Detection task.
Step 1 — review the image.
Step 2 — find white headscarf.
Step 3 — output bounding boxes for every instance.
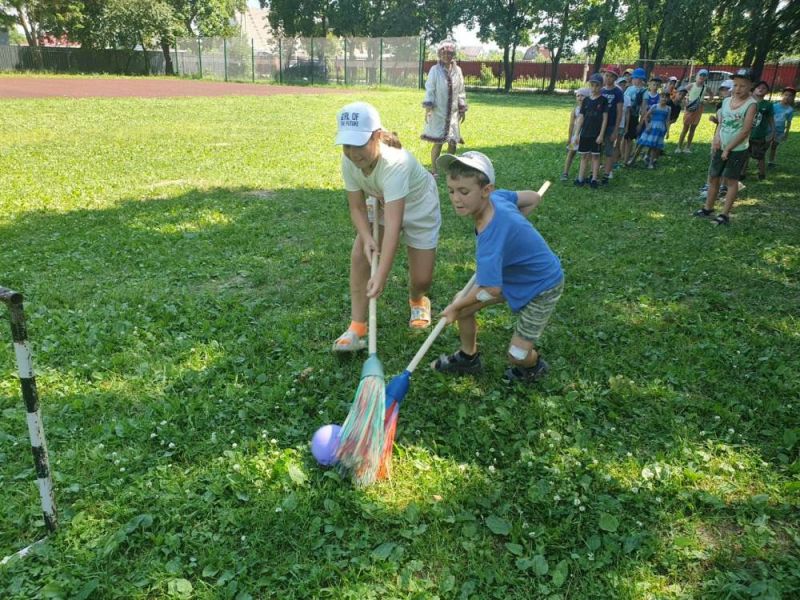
[437,39,457,54]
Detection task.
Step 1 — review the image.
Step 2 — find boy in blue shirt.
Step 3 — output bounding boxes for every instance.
[432,152,564,384]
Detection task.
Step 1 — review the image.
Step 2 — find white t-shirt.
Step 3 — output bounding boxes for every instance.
[341,143,440,231]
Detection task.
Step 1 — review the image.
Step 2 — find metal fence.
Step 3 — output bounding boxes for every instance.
[173,35,423,87]
[0,43,166,75]
[0,35,424,89]
[3,41,796,94]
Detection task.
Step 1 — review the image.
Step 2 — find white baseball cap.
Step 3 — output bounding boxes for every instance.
[335,101,382,146]
[719,79,734,90]
[436,151,495,184]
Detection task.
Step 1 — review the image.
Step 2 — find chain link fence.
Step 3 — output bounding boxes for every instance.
[0,35,423,89]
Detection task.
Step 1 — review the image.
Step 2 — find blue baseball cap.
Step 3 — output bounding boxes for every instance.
[631,68,646,80]
[697,69,709,77]
[588,73,603,84]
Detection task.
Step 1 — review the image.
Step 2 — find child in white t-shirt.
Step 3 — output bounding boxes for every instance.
[333,102,442,350]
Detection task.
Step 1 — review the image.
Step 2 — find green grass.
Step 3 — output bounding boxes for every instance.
[1,82,798,599]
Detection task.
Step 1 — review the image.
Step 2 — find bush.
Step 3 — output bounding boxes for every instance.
[479,63,495,86]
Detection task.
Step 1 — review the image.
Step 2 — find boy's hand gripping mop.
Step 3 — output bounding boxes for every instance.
[377,180,552,480]
[335,214,386,486]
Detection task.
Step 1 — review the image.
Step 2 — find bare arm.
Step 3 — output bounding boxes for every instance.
[441,284,504,324]
[367,199,404,298]
[347,190,373,256]
[567,111,576,141]
[597,112,608,143]
[517,191,543,217]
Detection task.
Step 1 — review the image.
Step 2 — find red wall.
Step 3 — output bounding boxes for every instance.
[426,61,800,89]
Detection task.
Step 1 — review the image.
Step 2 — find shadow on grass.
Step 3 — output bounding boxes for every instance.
[1,138,798,597]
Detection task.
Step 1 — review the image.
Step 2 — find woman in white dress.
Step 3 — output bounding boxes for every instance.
[421,39,468,175]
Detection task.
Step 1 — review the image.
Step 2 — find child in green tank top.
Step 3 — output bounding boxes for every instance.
[693,68,757,226]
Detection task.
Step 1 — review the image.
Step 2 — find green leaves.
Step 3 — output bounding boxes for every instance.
[599,513,620,533]
[485,514,512,535]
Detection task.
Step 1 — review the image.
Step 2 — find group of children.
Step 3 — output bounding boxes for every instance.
[694,69,795,225]
[327,58,795,384]
[562,65,796,226]
[562,66,700,184]
[333,99,563,385]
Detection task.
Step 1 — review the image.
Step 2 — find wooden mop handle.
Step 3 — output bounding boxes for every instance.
[368,209,379,355]
[405,273,476,374]
[537,180,551,196]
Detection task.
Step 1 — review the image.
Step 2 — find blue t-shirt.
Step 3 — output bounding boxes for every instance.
[601,85,624,126]
[475,190,564,312]
[773,102,794,135]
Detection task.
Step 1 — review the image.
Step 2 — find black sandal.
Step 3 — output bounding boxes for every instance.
[504,358,550,384]
[431,351,482,375]
[712,214,730,226]
[693,208,713,217]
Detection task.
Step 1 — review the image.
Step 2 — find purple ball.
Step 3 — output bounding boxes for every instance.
[311,424,342,466]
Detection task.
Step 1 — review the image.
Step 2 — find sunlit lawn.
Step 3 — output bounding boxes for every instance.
[0,80,798,599]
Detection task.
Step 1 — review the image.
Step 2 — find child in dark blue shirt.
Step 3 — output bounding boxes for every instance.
[575,73,609,188]
[432,151,564,384]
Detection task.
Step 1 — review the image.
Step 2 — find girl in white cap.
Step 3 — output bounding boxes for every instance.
[421,40,468,175]
[333,101,442,351]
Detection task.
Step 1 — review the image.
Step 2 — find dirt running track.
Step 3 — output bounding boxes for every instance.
[0,76,348,99]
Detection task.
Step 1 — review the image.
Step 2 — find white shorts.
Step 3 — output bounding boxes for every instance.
[366,191,440,250]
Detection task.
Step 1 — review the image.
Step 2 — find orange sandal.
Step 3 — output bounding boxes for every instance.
[409,296,432,330]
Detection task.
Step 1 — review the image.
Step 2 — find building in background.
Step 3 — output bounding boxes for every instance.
[237,5,273,50]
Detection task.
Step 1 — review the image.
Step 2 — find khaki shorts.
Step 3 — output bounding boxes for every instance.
[515,279,564,345]
[683,106,704,126]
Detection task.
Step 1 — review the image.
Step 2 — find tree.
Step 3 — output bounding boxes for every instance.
[261,0,328,37]
[419,0,468,45]
[584,0,621,73]
[0,1,83,46]
[98,0,178,73]
[470,0,535,92]
[533,0,585,92]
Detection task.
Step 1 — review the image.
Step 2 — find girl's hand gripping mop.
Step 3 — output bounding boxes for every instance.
[335,212,386,486]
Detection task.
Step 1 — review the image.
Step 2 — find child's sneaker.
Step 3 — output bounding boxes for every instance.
[601,174,610,185]
[693,207,714,217]
[574,178,585,187]
[719,185,728,195]
[699,183,709,193]
[332,329,366,352]
[560,172,568,181]
[589,179,599,189]
[431,350,483,375]
[504,357,550,384]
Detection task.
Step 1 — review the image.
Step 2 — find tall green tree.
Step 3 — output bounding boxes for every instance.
[419,0,468,45]
[470,0,535,92]
[98,0,178,73]
[585,0,621,73]
[533,0,585,92]
[0,0,82,46]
